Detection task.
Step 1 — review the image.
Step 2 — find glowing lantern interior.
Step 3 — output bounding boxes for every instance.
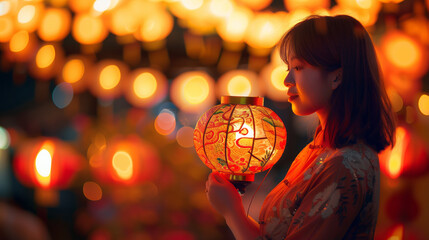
[194,96,286,193]
[35,141,54,188]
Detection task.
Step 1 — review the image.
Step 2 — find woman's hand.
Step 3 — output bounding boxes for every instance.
[205,172,243,218]
[205,172,261,240]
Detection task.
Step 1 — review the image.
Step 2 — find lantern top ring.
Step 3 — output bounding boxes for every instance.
[221,96,264,106]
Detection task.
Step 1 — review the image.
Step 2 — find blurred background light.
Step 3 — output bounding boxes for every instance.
[52,82,74,109]
[0,126,10,150]
[170,71,215,113]
[83,181,103,201]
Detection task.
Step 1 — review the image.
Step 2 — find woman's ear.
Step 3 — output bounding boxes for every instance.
[330,68,342,90]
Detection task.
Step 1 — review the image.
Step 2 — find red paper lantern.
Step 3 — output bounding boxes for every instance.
[90,135,160,186]
[194,96,286,193]
[13,137,82,189]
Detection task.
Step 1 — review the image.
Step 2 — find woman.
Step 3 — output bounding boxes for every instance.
[205,15,396,240]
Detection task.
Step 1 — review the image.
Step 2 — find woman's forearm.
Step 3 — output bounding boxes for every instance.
[224,205,260,240]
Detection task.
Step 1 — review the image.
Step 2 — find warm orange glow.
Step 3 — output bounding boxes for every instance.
[171,72,215,113]
[271,66,288,91]
[72,13,108,45]
[387,127,406,179]
[37,8,71,42]
[124,68,167,108]
[90,60,127,99]
[35,141,54,188]
[0,1,11,16]
[387,89,403,113]
[69,0,95,13]
[0,16,14,42]
[217,7,252,43]
[133,72,157,99]
[83,181,102,201]
[181,0,203,10]
[387,224,404,240]
[418,94,429,116]
[208,0,233,18]
[137,9,173,42]
[182,76,210,105]
[261,64,289,102]
[385,35,421,69]
[112,151,133,180]
[227,75,252,96]
[108,6,139,36]
[245,12,287,50]
[62,59,84,84]
[217,70,262,98]
[154,111,176,135]
[176,126,194,148]
[9,30,29,52]
[236,0,272,10]
[36,44,56,69]
[336,0,381,12]
[15,3,43,32]
[99,65,121,90]
[284,0,329,11]
[17,5,35,24]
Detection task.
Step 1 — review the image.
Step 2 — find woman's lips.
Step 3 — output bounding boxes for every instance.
[288,95,298,102]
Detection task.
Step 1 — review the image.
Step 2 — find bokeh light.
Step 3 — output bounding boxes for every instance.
[217,70,263,97]
[16,3,43,32]
[176,126,194,148]
[260,64,289,102]
[37,7,71,42]
[284,0,330,11]
[68,0,95,13]
[34,141,54,188]
[30,43,64,81]
[387,88,404,113]
[418,94,429,116]
[89,59,128,99]
[0,16,14,42]
[72,13,108,45]
[58,55,91,93]
[36,44,55,69]
[216,6,252,43]
[235,0,272,10]
[170,71,215,113]
[384,33,421,69]
[124,68,167,108]
[112,151,133,180]
[245,12,287,50]
[9,30,29,53]
[0,126,10,149]
[134,8,174,42]
[83,181,102,201]
[52,82,74,109]
[154,110,176,136]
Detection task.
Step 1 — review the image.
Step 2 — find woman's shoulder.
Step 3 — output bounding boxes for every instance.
[321,143,379,179]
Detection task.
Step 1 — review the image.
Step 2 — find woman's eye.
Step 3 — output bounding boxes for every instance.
[293,66,302,71]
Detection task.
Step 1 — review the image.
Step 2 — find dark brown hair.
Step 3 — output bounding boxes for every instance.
[279,15,396,153]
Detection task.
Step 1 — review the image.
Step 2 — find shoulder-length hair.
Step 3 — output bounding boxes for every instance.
[279,15,396,153]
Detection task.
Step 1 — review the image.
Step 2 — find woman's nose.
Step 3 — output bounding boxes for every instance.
[284,71,294,88]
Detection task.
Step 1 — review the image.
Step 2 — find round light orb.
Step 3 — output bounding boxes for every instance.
[170,71,216,113]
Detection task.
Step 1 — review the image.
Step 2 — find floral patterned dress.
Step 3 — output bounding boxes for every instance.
[258,136,380,240]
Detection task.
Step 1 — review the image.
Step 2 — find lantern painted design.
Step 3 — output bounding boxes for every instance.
[194,96,286,193]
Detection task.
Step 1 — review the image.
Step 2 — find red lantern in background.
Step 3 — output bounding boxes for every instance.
[194,96,287,193]
[90,135,160,186]
[13,137,82,189]
[379,126,429,179]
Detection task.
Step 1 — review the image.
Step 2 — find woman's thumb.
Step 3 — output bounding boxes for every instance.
[212,172,227,183]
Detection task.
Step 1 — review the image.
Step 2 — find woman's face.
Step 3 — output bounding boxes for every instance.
[284,54,336,117]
